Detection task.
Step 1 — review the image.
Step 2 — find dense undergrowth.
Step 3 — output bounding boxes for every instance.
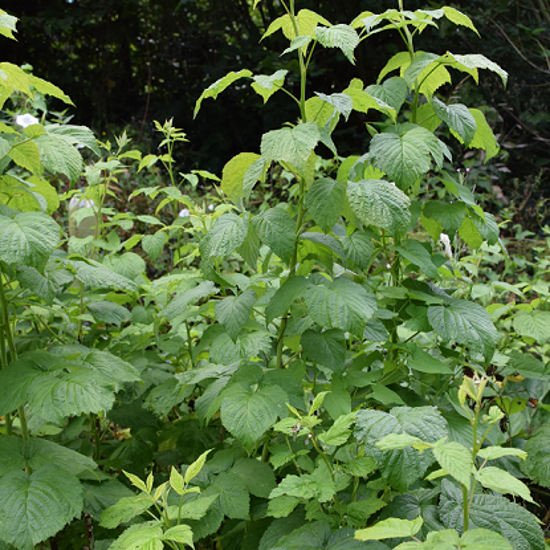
[1,3,550,550]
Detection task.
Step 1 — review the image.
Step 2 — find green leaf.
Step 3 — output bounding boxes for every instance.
[318,412,356,446]
[273,521,371,549]
[36,134,83,183]
[142,231,167,262]
[346,498,387,528]
[252,70,288,102]
[478,446,527,462]
[460,108,499,160]
[109,522,164,550]
[0,466,83,550]
[163,525,193,547]
[71,259,138,291]
[262,9,331,41]
[315,92,353,121]
[433,440,472,487]
[100,494,155,529]
[396,239,440,279]
[355,406,447,492]
[201,213,248,258]
[266,276,308,324]
[339,231,374,270]
[29,75,73,105]
[314,24,359,64]
[448,53,508,86]
[304,276,377,336]
[45,124,100,156]
[103,252,146,280]
[0,212,59,269]
[365,77,408,114]
[522,427,550,486]
[503,350,545,379]
[423,201,467,236]
[215,289,258,341]
[408,347,452,374]
[301,329,346,374]
[268,495,300,518]
[88,301,130,326]
[221,383,286,448]
[270,470,335,504]
[160,280,218,321]
[475,466,533,503]
[261,122,320,172]
[369,126,452,189]
[459,529,512,549]
[82,480,134,517]
[194,69,253,117]
[356,517,423,541]
[221,152,261,203]
[210,472,250,519]
[513,311,550,344]
[439,479,544,550]
[432,98,477,146]
[252,207,295,263]
[428,298,499,360]
[166,494,218,521]
[305,177,345,232]
[230,458,276,498]
[375,433,426,450]
[442,6,479,36]
[347,179,411,238]
[0,436,96,476]
[9,140,41,175]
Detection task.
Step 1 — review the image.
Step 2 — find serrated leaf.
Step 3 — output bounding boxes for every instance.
[71,259,138,291]
[454,108,499,160]
[365,77,408,114]
[0,466,83,550]
[448,53,507,86]
[339,231,374,270]
[0,212,59,269]
[423,201,466,236]
[301,329,346,374]
[315,92,353,121]
[231,458,276,498]
[169,467,185,495]
[261,122,320,172]
[304,276,377,336]
[221,383,287,448]
[442,6,479,36]
[45,124,100,156]
[109,522,163,550]
[262,9,331,41]
[211,472,250,519]
[82,480,134,517]
[252,206,295,263]
[478,446,527,462]
[184,449,212,485]
[428,298,499,360]
[201,213,248,259]
[100,494,155,529]
[347,498,387,529]
[88,301,130,326]
[369,126,452,189]
[396,239,440,279]
[522,427,550,485]
[432,98,477,146]
[9,140,41,175]
[408,347,452,374]
[103,252,146,280]
[273,521,368,549]
[513,311,550,344]
[163,524,193,546]
[29,75,73,105]
[433,441,472,488]
[142,231,167,262]
[215,288,258,341]
[270,470,335,504]
[305,177,345,232]
[355,406,447,492]
[347,179,411,238]
[475,466,533,502]
[160,280,218,321]
[318,412,356,446]
[166,493,218,521]
[252,70,288,102]
[221,152,261,203]
[314,24,359,64]
[439,479,544,550]
[356,517,423,541]
[265,276,308,324]
[36,134,83,183]
[194,69,253,117]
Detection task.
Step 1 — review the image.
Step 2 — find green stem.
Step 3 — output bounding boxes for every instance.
[462,483,469,531]
[310,431,335,482]
[185,320,195,369]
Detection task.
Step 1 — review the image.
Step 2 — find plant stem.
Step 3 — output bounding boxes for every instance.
[462,483,469,531]
[185,320,195,369]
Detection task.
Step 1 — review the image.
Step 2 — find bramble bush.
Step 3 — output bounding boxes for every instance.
[1,2,550,550]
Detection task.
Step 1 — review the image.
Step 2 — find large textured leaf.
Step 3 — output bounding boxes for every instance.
[71,259,138,291]
[45,124,100,156]
[522,427,550,486]
[160,280,218,321]
[368,126,452,189]
[0,466,83,550]
[513,310,550,344]
[315,92,353,121]
[231,458,276,498]
[210,472,250,519]
[215,288,258,341]
[201,213,248,258]
[304,276,376,336]
[365,77,408,114]
[0,436,96,476]
[103,252,146,280]
[36,134,83,183]
[265,276,308,324]
[396,239,440,279]
[220,383,287,448]
[448,53,508,86]
[301,329,346,374]
[475,466,533,502]
[428,298,499,360]
[439,479,544,550]
[273,521,378,550]
[0,212,59,269]
[305,177,345,232]
[314,25,359,64]
[100,495,155,529]
[221,152,261,203]
[194,69,253,116]
[347,179,411,238]
[339,231,374,270]
[355,406,447,492]
[252,70,288,103]
[261,122,320,172]
[356,517,423,541]
[432,97,476,146]
[88,301,130,326]
[423,201,466,236]
[252,207,295,263]
[262,9,331,41]
[432,440,472,488]
[142,231,166,262]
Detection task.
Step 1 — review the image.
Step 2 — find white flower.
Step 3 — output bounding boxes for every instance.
[179,208,190,218]
[440,232,453,260]
[208,204,214,211]
[15,113,39,128]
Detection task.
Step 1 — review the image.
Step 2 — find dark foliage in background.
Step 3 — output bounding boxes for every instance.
[2,0,549,209]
